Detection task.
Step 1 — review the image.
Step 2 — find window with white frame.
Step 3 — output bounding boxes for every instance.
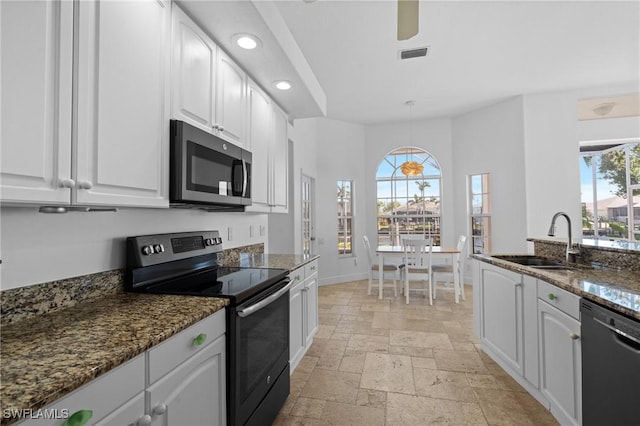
[337,180,353,255]
[376,147,442,246]
[580,141,639,241]
[469,173,491,254]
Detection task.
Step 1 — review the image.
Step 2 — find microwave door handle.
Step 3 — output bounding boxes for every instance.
[242,160,248,197]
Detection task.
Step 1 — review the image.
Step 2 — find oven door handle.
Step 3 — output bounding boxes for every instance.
[237,279,292,318]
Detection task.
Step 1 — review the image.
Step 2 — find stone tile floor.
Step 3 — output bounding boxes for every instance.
[274,280,558,425]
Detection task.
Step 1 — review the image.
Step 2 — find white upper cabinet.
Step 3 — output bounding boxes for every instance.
[1,0,170,208]
[171,5,246,147]
[171,5,217,132]
[246,80,289,213]
[0,0,73,204]
[75,0,170,207]
[246,80,273,210]
[215,50,246,147]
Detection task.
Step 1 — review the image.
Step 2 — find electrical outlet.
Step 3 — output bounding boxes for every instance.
[227,227,233,241]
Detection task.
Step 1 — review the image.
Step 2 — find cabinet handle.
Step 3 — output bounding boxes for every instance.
[548,293,557,301]
[59,179,76,188]
[136,414,152,426]
[152,403,167,415]
[193,333,207,346]
[78,180,93,190]
[569,333,580,340]
[61,410,93,426]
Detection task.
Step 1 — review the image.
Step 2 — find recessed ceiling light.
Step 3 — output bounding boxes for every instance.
[274,80,292,91]
[232,33,261,50]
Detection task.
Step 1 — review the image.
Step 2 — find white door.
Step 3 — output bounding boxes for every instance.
[0,0,73,204]
[301,174,316,256]
[75,0,170,207]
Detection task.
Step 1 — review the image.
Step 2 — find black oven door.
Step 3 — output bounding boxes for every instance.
[228,279,291,426]
[170,120,251,207]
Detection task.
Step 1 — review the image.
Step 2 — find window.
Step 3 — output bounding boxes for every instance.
[469,173,491,254]
[337,180,353,255]
[376,147,442,246]
[580,142,640,241]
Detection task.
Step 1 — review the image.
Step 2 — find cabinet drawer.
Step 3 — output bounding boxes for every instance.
[290,267,305,285]
[305,260,318,277]
[537,280,580,320]
[148,309,225,384]
[17,355,144,426]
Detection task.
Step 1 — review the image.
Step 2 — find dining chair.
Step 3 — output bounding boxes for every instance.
[401,237,433,305]
[363,236,405,299]
[431,235,467,303]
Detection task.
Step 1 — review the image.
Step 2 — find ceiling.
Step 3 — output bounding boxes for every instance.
[179,1,640,125]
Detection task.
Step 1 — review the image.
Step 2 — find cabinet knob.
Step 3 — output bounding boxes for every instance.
[548,293,557,301]
[78,180,93,190]
[218,125,224,132]
[152,403,167,415]
[569,333,580,340]
[59,179,76,188]
[193,333,207,346]
[61,410,93,426]
[136,415,152,426]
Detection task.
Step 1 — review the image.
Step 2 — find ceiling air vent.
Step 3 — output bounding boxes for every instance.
[399,46,429,60]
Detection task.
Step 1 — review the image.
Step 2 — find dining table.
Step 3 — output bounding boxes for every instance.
[375,245,461,301]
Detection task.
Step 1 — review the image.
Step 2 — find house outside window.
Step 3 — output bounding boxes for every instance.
[469,173,491,254]
[337,180,353,255]
[580,142,639,241]
[376,147,442,246]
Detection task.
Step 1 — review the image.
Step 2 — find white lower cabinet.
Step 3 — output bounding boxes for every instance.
[473,259,582,426]
[537,283,582,426]
[289,260,319,372]
[16,310,225,426]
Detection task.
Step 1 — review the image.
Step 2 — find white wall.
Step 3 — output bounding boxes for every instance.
[522,84,639,246]
[0,207,267,290]
[315,118,367,285]
[452,96,528,254]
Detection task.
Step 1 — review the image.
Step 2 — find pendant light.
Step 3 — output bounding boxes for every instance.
[400,100,423,176]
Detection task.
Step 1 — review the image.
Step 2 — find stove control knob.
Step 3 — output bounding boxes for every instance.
[142,245,154,255]
[204,238,213,246]
[153,244,164,253]
[215,237,223,244]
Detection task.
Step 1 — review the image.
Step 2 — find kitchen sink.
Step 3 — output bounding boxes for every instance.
[491,255,573,270]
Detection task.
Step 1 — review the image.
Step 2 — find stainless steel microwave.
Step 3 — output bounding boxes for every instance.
[170,120,251,210]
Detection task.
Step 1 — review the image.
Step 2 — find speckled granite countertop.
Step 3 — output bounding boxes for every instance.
[473,254,640,320]
[0,292,228,424]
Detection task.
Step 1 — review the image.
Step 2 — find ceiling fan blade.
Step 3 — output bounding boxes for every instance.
[397,0,419,41]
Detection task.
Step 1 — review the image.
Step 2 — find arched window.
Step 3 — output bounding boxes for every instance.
[376,147,442,246]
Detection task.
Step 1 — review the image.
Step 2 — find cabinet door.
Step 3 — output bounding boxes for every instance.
[95,392,146,426]
[289,275,306,372]
[171,5,216,133]
[478,264,524,375]
[148,334,226,426]
[246,81,272,211]
[538,300,581,426]
[75,0,169,207]
[304,272,318,348]
[0,0,73,204]
[215,50,245,146]
[271,105,288,213]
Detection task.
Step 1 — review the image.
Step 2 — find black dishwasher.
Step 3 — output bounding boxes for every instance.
[581,299,640,426]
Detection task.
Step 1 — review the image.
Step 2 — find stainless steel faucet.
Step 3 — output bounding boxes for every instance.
[547,212,580,263]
